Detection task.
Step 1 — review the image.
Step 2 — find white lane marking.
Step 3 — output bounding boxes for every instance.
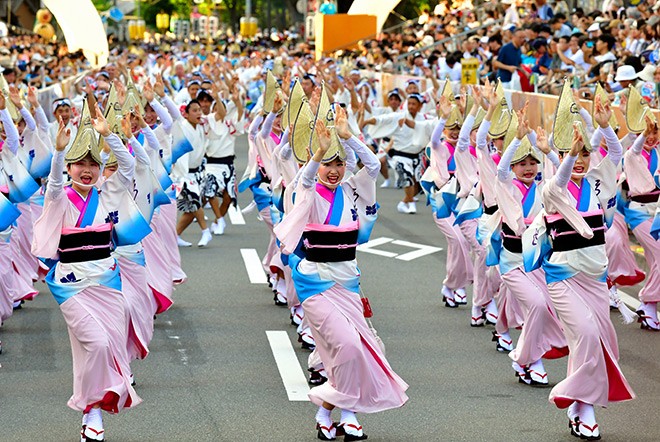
[618,289,640,311]
[358,236,442,261]
[392,240,443,261]
[357,237,398,258]
[241,248,268,284]
[266,331,311,401]
[228,205,246,225]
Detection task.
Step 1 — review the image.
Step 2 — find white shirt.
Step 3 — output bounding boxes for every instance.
[594,51,616,64]
[570,50,592,72]
[204,111,245,158]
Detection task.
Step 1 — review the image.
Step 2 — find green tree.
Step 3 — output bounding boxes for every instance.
[91,0,113,11]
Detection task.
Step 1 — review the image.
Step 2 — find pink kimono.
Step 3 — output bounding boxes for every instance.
[526,125,635,409]
[274,136,408,413]
[494,136,568,368]
[32,136,143,414]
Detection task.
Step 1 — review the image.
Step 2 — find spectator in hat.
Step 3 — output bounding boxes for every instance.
[636,63,658,104]
[586,22,602,38]
[612,65,638,102]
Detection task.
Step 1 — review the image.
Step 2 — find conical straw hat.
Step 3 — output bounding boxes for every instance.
[122,75,146,115]
[511,135,541,164]
[552,80,591,152]
[487,80,511,138]
[441,80,463,129]
[309,82,345,163]
[64,99,103,165]
[626,84,657,134]
[593,83,618,130]
[263,70,283,115]
[0,73,20,121]
[290,78,315,164]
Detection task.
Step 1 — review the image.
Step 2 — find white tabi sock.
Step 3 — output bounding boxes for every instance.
[340,409,363,435]
[86,408,103,431]
[577,403,597,426]
[315,406,332,426]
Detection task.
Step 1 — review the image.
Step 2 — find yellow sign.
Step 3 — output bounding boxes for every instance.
[461,58,480,85]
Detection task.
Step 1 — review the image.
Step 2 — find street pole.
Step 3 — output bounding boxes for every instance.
[246,0,252,18]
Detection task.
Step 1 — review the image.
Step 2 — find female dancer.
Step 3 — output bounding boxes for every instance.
[475,83,524,352]
[32,106,142,441]
[526,96,635,439]
[493,104,568,386]
[274,108,408,441]
[421,100,473,309]
[622,115,660,330]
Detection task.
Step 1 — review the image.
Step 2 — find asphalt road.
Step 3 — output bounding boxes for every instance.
[1,136,660,442]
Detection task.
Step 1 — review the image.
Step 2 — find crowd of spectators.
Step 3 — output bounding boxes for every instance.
[3,1,660,110]
[385,1,660,107]
[0,33,89,90]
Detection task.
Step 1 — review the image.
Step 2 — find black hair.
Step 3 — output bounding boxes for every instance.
[623,56,643,73]
[489,34,503,45]
[598,33,616,51]
[185,99,201,113]
[578,36,592,47]
[196,90,214,102]
[539,24,553,34]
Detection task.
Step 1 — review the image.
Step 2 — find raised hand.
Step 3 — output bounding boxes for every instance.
[134,104,147,128]
[120,113,132,139]
[27,86,40,108]
[619,93,627,114]
[114,79,127,106]
[142,80,155,103]
[437,95,452,119]
[154,74,166,98]
[593,94,612,129]
[8,86,22,109]
[482,78,493,101]
[643,114,657,138]
[516,101,530,139]
[458,88,467,115]
[569,122,584,157]
[314,119,331,157]
[536,127,551,154]
[488,85,500,109]
[471,86,482,112]
[335,105,352,140]
[82,78,95,96]
[273,92,283,113]
[55,117,71,151]
[91,103,111,136]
